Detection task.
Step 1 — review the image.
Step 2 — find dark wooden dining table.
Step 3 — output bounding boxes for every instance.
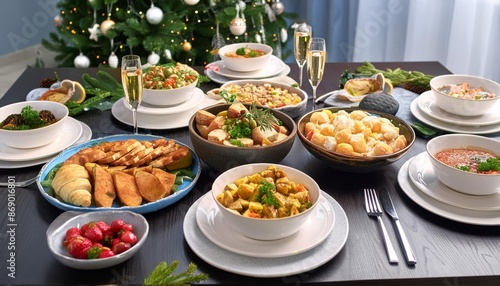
[1,61,499,286]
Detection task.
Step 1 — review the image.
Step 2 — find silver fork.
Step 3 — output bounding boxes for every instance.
[364,188,399,264]
[0,176,38,188]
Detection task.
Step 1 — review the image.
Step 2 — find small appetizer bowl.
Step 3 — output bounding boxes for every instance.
[218,43,273,72]
[46,210,149,269]
[211,163,321,240]
[0,100,68,149]
[188,103,297,172]
[430,74,500,116]
[426,134,500,196]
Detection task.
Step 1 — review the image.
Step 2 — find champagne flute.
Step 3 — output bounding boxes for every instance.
[306,38,326,110]
[294,23,312,87]
[121,55,143,134]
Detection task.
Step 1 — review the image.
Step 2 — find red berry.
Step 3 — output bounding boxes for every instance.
[66,236,93,259]
[87,245,103,259]
[120,231,138,245]
[83,224,104,242]
[98,249,115,258]
[112,242,131,254]
[95,221,111,233]
[112,237,122,247]
[121,223,133,232]
[64,227,81,246]
[102,231,115,247]
[109,219,125,233]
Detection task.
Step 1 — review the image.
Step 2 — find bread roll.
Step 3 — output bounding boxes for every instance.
[51,164,92,207]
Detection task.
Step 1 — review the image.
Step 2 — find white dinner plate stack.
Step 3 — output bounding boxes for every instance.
[111,88,220,130]
[0,118,92,168]
[204,55,291,84]
[182,191,349,277]
[398,152,500,226]
[410,91,500,134]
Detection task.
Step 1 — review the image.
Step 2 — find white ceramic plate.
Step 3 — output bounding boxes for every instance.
[196,191,334,258]
[408,152,500,211]
[112,94,219,130]
[123,88,204,115]
[211,56,285,79]
[417,91,500,126]
[398,158,500,226]
[410,97,500,134]
[205,64,291,84]
[0,120,92,169]
[183,191,349,278]
[46,210,148,269]
[0,117,82,162]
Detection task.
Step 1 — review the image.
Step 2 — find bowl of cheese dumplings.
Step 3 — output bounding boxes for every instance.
[297,107,416,173]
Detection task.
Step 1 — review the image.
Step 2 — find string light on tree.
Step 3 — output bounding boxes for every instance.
[146,3,163,25]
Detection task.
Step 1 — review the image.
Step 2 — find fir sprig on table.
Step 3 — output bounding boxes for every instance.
[144,260,208,286]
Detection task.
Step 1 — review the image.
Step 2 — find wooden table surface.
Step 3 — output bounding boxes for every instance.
[1,62,499,286]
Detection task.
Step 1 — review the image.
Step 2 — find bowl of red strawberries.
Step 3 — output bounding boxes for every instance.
[46,210,149,269]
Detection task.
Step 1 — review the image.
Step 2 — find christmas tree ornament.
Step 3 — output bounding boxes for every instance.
[182,41,192,52]
[148,52,160,65]
[108,52,118,68]
[280,27,288,43]
[88,23,100,41]
[100,18,115,36]
[271,0,285,15]
[74,53,90,68]
[164,49,172,60]
[229,18,246,36]
[184,0,200,5]
[54,14,63,27]
[146,4,164,25]
[255,33,262,43]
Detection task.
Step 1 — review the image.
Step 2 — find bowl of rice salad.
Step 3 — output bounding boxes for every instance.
[142,63,199,106]
[208,80,307,118]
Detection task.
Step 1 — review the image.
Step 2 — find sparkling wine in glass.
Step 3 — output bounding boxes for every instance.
[294,23,312,87]
[121,55,143,134]
[306,38,326,110]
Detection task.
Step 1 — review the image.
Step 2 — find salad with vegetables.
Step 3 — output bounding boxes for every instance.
[143,63,199,90]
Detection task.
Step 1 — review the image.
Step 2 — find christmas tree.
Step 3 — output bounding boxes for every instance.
[42,0,294,68]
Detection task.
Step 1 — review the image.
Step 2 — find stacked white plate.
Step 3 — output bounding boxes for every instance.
[410,91,500,134]
[398,152,500,225]
[205,55,291,84]
[183,191,349,277]
[0,118,92,168]
[111,88,220,130]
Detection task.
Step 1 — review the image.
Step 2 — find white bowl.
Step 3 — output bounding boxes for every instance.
[0,101,68,148]
[426,134,500,196]
[218,43,273,72]
[142,78,198,106]
[218,79,307,118]
[430,74,500,116]
[46,210,149,269]
[211,163,321,240]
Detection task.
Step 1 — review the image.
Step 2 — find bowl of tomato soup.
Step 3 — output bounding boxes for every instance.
[218,43,272,72]
[426,134,500,195]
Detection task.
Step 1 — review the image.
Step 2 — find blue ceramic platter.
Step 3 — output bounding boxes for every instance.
[37,134,201,214]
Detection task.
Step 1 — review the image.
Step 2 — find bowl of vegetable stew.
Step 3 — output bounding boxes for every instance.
[426,134,500,196]
[218,43,273,72]
[211,163,321,240]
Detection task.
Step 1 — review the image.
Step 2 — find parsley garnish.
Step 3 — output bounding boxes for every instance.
[256,179,279,208]
[456,165,470,172]
[218,90,236,103]
[227,119,252,139]
[236,47,246,56]
[478,157,500,172]
[144,260,208,285]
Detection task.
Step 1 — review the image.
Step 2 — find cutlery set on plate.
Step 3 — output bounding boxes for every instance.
[364,188,417,265]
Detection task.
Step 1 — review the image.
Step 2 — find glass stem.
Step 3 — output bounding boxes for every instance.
[132,108,138,134]
[299,65,304,87]
[312,86,317,110]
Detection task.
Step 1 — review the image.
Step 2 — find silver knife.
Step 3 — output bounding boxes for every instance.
[380,189,417,265]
